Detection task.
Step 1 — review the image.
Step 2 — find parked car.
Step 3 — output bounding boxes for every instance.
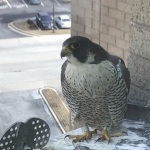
[29,0,41,5]
[55,15,71,29]
[62,0,71,3]
[36,12,53,30]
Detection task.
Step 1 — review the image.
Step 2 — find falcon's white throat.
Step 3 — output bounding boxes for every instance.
[67,52,95,65]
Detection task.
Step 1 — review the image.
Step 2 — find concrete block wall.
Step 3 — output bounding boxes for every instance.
[71,0,132,63]
[128,0,150,104]
[71,0,150,104]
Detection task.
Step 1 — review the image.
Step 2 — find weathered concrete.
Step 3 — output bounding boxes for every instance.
[129,0,150,103]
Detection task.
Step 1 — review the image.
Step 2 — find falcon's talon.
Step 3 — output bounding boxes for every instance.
[64,130,97,143]
[64,135,70,139]
[95,138,103,143]
[72,139,77,144]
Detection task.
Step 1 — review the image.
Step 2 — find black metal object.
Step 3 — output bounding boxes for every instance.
[125,104,150,123]
[52,0,55,33]
[0,118,50,150]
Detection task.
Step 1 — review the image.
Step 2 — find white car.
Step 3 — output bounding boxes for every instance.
[55,15,71,29]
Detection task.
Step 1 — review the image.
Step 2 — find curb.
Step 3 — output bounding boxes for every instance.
[8,22,41,37]
[39,88,70,134]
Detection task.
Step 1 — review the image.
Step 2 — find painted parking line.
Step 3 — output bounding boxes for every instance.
[22,0,28,7]
[54,0,60,6]
[5,0,11,8]
[35,23,41,30]
[55,24,59,30]
[41,2,44,7]
[0,4,9,9]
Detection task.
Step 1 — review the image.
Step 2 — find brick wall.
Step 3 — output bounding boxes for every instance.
[71,0,150,105]
[71,0,132,64]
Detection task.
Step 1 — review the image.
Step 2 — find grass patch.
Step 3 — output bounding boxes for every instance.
[12,20,71,35]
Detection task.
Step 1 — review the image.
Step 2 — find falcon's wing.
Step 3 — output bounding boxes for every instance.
[108,55,130,93]
[106,55,130,126]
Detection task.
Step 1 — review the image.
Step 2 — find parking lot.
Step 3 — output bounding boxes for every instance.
[0,0,70,9]
[0,0,70,39]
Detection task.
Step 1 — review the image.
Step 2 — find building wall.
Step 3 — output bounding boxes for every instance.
[71,0,150,104]
[71,0,131,63]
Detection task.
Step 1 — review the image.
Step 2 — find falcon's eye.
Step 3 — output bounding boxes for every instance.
[70,43,80,49]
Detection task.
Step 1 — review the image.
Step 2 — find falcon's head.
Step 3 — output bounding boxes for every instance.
[60,36,108,65]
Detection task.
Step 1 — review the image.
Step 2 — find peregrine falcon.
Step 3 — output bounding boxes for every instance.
[61,36,130,143]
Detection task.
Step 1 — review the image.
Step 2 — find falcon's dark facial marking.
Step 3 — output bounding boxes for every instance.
[61,36,108,64]
[62,36,91,63]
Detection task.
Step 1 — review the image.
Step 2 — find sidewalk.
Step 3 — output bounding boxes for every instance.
[0,34,70,49]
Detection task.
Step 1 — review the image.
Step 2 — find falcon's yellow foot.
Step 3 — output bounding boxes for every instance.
[96,129,127,143]
[65,129,97,143]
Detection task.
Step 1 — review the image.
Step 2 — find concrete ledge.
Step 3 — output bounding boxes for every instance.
[45,120,150,150]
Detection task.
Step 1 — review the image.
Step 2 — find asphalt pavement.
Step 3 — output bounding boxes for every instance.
[0,0,70,39]
[0,89,62,141]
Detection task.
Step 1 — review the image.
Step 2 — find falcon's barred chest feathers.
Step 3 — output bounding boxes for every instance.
[61,36,130,131]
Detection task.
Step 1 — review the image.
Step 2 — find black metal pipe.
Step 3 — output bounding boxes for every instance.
[53,0,55,33]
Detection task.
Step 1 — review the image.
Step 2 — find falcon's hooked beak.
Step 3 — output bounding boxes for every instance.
[61,46,72,58]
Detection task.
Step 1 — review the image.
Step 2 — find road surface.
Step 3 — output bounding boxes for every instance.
[0,35,69,91]
[0,0,70,39]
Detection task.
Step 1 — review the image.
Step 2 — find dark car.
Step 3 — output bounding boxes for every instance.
[29,0,41,5]
[36,12,53,30]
